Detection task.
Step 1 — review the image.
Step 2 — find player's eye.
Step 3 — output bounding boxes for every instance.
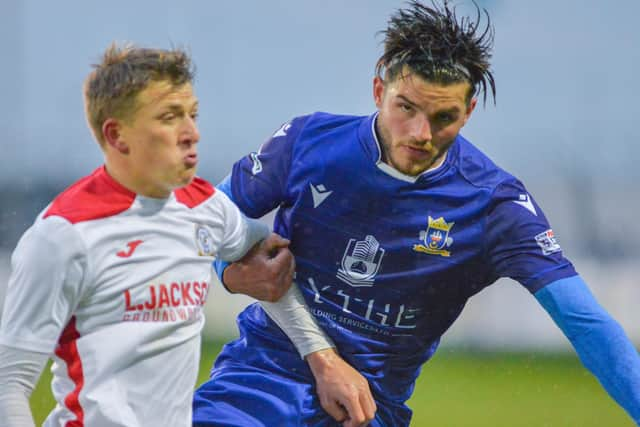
[160,112,176,122]
[435,112,455,124]
[399,103,413,113]
[190,112,199,121]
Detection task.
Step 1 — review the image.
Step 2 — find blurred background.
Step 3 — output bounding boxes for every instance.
[1,1,639,424]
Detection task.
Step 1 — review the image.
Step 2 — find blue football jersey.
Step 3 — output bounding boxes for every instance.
[226,112,577,403]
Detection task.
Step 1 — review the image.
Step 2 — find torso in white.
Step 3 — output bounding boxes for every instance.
[0,166,266,427]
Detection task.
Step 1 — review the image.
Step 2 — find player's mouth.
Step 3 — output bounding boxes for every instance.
[184,153,198,168]
[402,145,432,160]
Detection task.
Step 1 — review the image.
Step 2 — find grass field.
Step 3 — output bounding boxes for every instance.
[30,341,633,426]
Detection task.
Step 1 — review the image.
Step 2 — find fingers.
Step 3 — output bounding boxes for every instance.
[286,255,296,279]
[359,386,377,425]
[320,399,349,424]
[340,384,375,427]
[274,251,296,300]
[241,233,289,264]
[247,246,293,302]
[224,234,295,301]
[269,247,295,278]
[307,349,376,426]
[262,233,290,250]
[337,390,366,427]
[269,244,293,262]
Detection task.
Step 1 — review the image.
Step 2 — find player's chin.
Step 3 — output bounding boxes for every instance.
[176,169,197,187]
[394,159,430,176]
[390,151,432,176]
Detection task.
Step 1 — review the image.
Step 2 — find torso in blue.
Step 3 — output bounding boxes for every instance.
[226,112,576,403]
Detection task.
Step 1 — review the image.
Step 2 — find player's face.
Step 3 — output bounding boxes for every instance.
[118,81,200,197]
[374,70,476,176]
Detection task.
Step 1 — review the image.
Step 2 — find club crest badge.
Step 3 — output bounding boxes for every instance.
[413,216,454,257]
[195,224,215,256]
[337,235,385,287]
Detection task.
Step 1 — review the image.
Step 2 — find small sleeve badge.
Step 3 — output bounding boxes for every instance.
[535,229,562,255]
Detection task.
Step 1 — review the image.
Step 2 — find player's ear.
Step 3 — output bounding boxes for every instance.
[103,118,129,154]
[373,76,385,109]
[462,97,477,126]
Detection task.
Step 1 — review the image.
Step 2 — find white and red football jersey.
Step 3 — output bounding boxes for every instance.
[0,166,268,427]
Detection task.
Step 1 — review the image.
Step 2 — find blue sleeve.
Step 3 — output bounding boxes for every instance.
[535,275,640,424]
[227,116,309,219]
[486,179,576,293]
[217,173,233,199]
[213,117,308,290]
[213,113,306,284]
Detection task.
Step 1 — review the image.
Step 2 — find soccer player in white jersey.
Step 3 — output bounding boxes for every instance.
[0,43,297,427]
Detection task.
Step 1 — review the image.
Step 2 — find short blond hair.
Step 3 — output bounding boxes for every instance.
[84,42,195,145]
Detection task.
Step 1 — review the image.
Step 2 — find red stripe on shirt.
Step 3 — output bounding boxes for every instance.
[54,316,85,427]
[44,166,136,224]
[175,177,215,208]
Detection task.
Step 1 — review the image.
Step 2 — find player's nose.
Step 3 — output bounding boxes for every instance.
[412,115,432,143]
[181,116,200,145]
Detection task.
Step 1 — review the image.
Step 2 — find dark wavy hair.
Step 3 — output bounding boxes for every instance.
[376,0,496,104]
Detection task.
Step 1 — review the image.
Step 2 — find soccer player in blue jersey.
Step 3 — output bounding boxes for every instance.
[193,1,640,426]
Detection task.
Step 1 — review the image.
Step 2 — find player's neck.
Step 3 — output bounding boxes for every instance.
[104,159,172,199]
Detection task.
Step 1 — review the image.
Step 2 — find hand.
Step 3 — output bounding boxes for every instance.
[222,233,295,302]
[306,348,376,427]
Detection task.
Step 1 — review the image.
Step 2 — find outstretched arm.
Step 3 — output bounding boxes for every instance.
[217,253,376,426]
[215,119,376,425]
[535,275,640,424]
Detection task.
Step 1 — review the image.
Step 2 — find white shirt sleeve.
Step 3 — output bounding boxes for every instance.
[0,215,88,353]
[213,191,270,262]
[0,344,49,427]
[260,283,336,358]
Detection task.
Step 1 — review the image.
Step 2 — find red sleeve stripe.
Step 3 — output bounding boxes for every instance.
[54,316,85,426]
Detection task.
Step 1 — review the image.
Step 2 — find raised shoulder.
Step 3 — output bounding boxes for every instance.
[175,177,215,208]
[455,135,516,191]
[44,167,136,224]
[288,112,368,158]
[302,112,364,136]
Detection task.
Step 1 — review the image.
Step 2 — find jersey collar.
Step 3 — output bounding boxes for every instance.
[100,165,175,211]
